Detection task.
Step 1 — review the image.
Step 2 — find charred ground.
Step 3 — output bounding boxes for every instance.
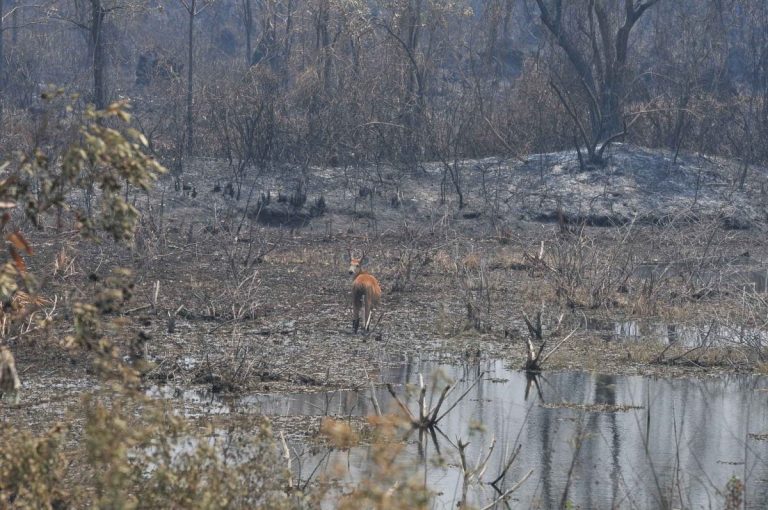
[8,144,768,410]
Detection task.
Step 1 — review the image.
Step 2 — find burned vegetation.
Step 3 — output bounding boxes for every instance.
[2,0,768,508]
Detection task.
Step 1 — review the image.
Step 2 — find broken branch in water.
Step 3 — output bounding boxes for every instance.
[458,436,498,507]
[386,371,484,430]
[519,309,581,372]
[490,443,522,487]
[280,431,292,490]
[480,469,534,510]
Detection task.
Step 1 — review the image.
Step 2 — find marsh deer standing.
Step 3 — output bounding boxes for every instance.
[348,249,381,333]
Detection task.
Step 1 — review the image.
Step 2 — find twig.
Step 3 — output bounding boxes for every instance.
[418,374,428,424]
[370,309,386,332]
[539,327,579,365]
[299,447,330,491]
[280,431,293,489]
[436,372,484,423]
[473,436,497,481]
[369,379,382,417]
[208,317,238,334]
[490,444,522,486]
[428,383,453,424]
[386,383,418,423]
[123,304,152,315]
[479,469,534,510]
[152,280,160,309]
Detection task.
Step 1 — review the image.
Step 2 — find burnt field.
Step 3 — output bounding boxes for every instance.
[9,146,768,399]
[3,147,768,509]
[5,1,768,505]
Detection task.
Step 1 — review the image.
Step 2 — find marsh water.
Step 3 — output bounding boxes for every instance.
[585,317,768,350]
[153,359,768,509]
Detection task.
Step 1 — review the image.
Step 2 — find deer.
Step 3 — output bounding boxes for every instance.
[347,249,381,333]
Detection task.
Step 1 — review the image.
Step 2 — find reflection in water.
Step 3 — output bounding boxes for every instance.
[145,385,231,416]
[635,263,768,293]
[587,317,768,350]
[153,360,768,509]
[273,362,768,509]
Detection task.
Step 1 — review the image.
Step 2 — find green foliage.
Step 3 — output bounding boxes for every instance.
[0,94,323,510]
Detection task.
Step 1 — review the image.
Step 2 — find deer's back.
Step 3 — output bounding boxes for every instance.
[352,273,381,305]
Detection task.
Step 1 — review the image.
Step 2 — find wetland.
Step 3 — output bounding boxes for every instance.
[4,146,768,509]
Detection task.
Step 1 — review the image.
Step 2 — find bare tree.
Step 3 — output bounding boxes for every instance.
[207,66,277,198]
[53,0,145,109]
[376,0,429,171]
[533,0,661,166]
[0,0,5,126]
[178,0,215,156]
[239,0,253,66]
[89,0,107,108]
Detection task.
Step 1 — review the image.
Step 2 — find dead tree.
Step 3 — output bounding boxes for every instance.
[533,0,661,166]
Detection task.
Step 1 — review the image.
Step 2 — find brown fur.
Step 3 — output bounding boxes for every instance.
[349,257,381,333]
[0,347,21,397]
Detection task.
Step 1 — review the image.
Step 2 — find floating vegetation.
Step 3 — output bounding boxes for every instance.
[540,402,644,413]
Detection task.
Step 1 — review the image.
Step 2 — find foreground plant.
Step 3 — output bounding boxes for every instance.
[0,347,20,403]
[0,92,165,383]
[320,413,432,510]
[0,93,426,510]
[1,387,315,509]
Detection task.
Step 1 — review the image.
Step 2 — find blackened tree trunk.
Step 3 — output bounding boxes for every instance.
[186,0,195,156]
[180,0,214,157]
[380,0,426,171]
[284,0,294,63]
[11,0,18,44]
[91,0,107,109]
[241,0,253,66]
[316,0,332,92]
[0,0,4,128]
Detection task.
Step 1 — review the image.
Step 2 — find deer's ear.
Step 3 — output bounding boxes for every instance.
[360,256,368,265]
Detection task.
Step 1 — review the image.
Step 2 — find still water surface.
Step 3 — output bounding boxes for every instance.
[156,359,768,509]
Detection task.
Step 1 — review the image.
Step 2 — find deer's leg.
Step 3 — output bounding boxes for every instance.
[363,298,371,332]
[353,297,360,333]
